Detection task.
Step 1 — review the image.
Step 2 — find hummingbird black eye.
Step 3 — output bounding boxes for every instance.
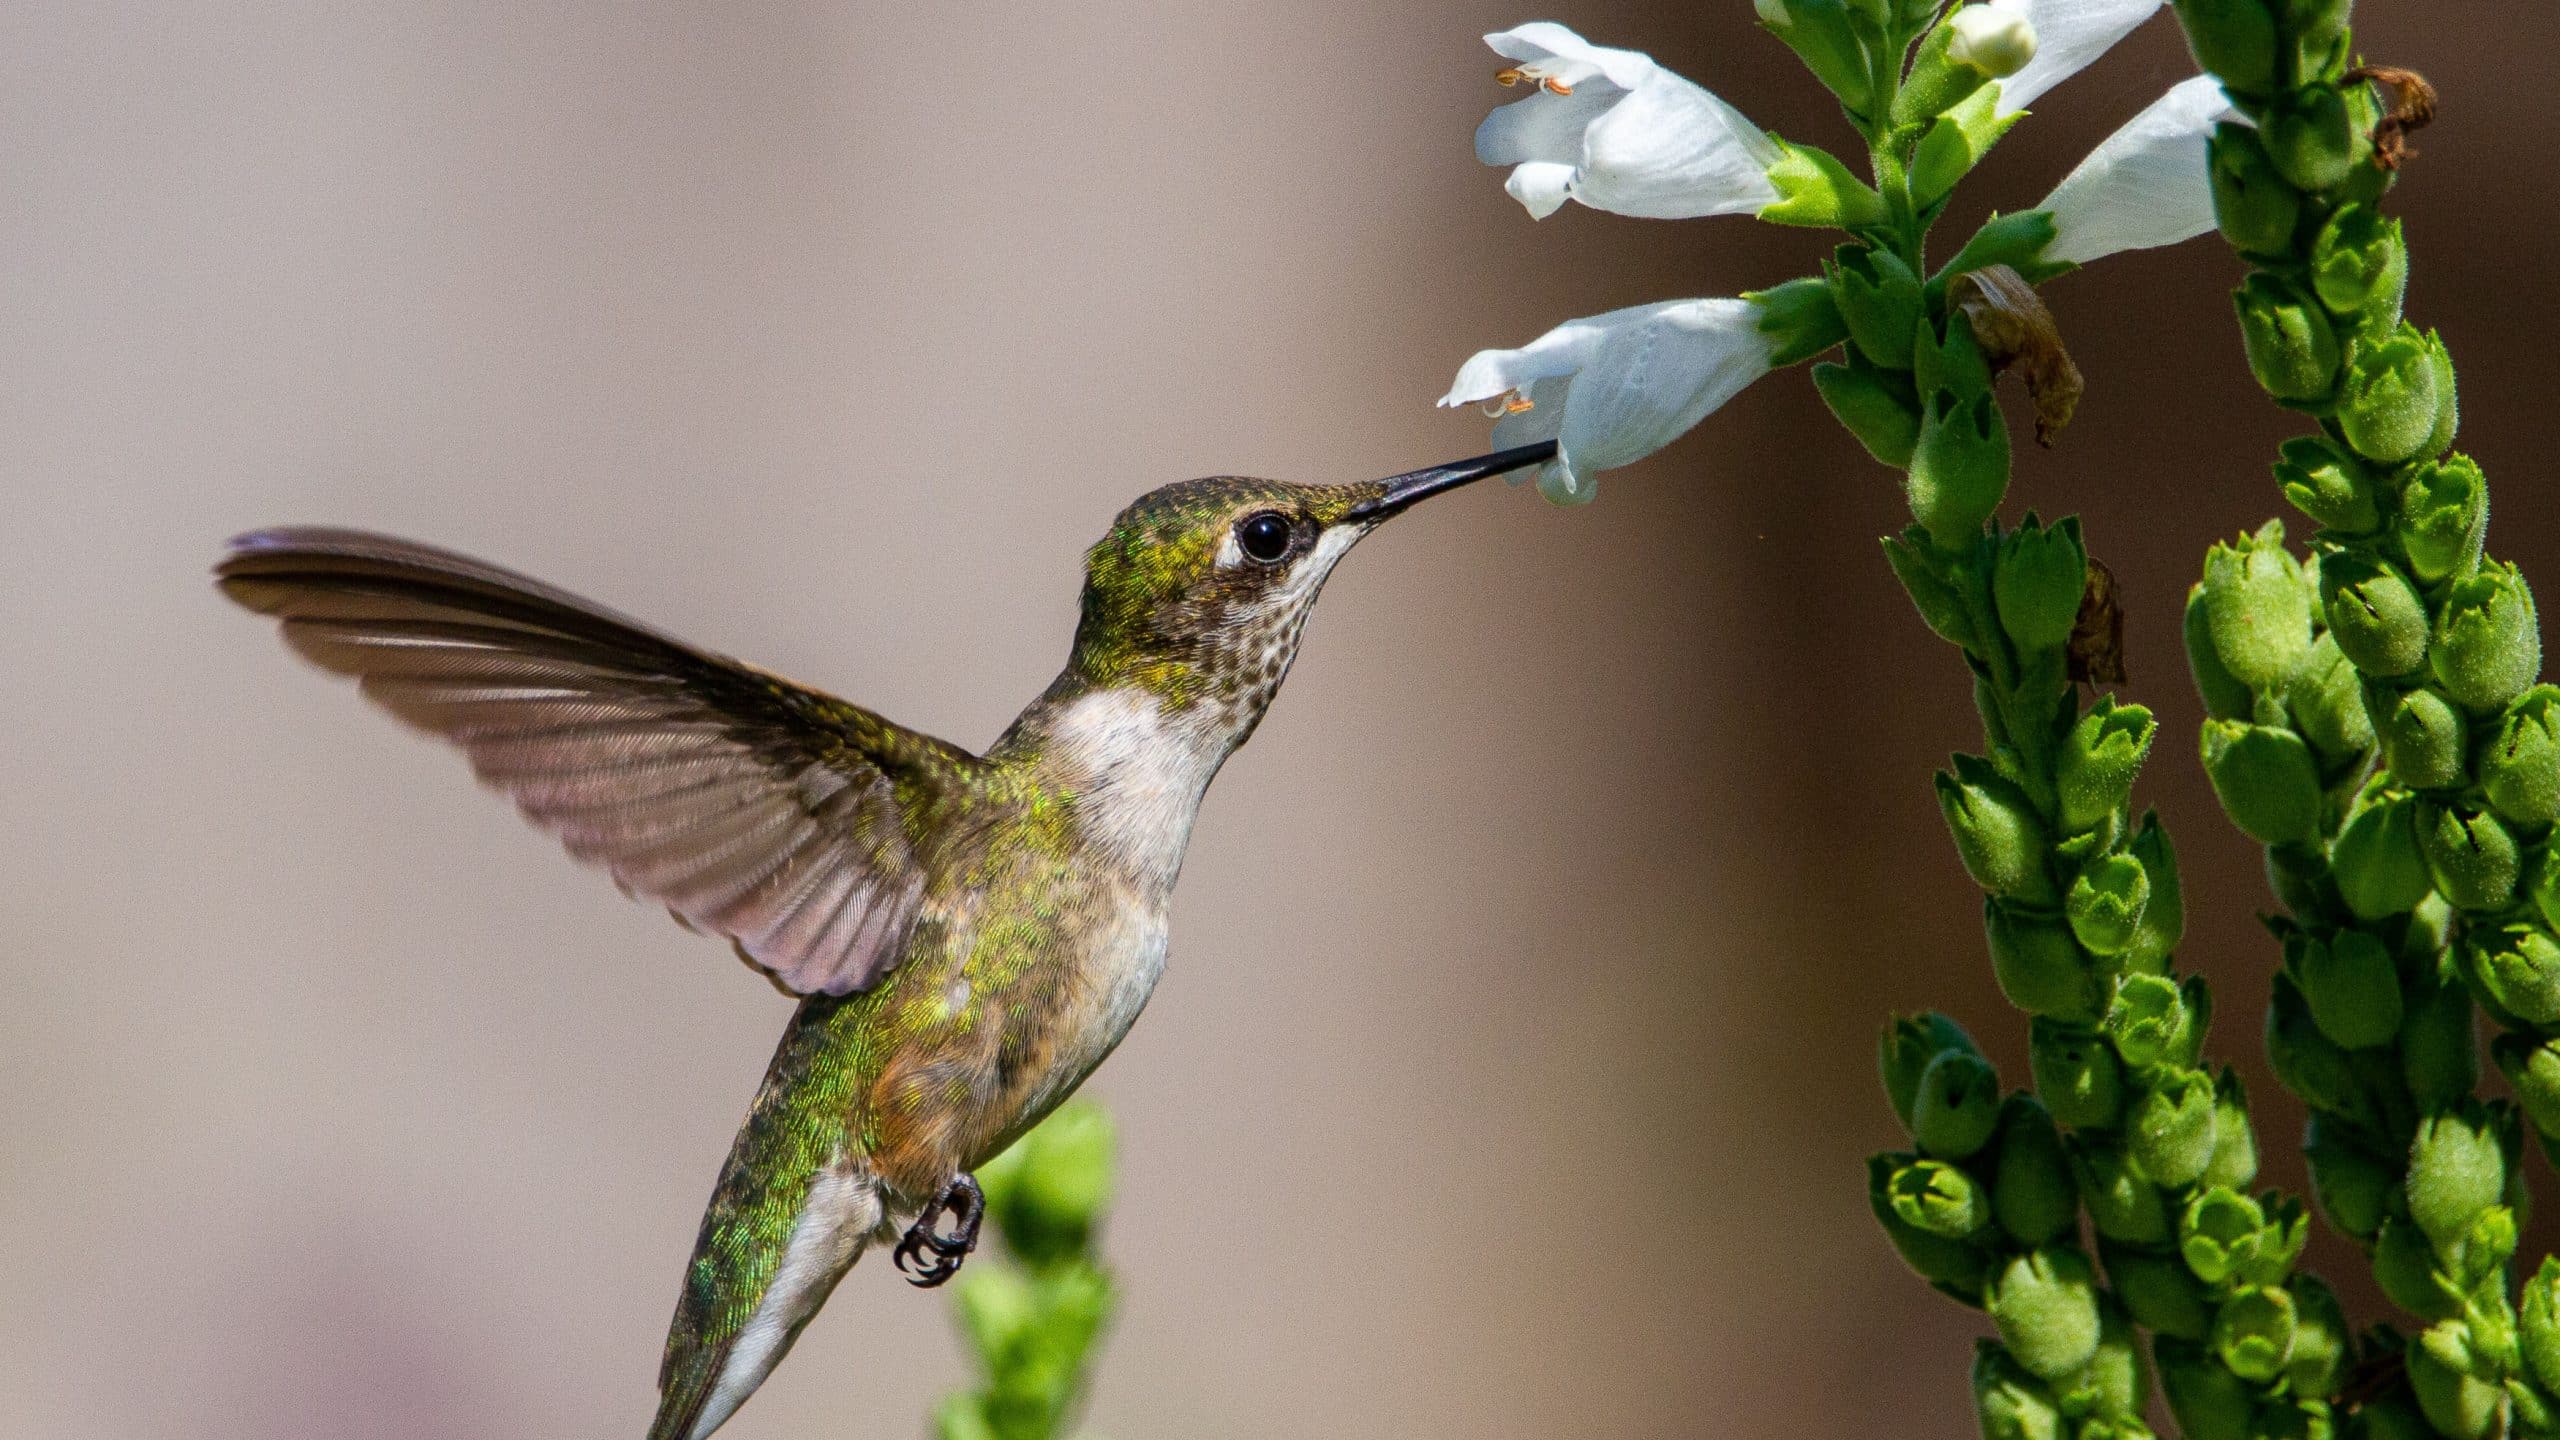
[1237,511,1293,564]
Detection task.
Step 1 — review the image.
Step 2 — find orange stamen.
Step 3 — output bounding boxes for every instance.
[1503,393,1536,415]
[1541,77,1574,95]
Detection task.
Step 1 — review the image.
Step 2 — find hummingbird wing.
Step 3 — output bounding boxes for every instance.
[217,526,972,996]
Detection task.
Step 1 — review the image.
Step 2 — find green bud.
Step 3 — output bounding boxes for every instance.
[1869,1153,1994,1300]
[2201,720,2323,846]
[2212,1284,2297,1384]
[2411,1321,2506,1440]
[2443,1204,2518,1292]
[2334,797,2434,921]
[2339,326,2446,465]
[2275,434,2381,534]
[2312,205,2409,324]
[2373,1216,2461,1319]
[2102,1240,2212,1341]
[2256,1399,2336,1440]
[2058,701,2157,836]
[1939,756,2058,902]
[2068,854,2152,957]
[2434,562,2543,713]
[1828,244,1927,371]
[1974,1341,2067,1440]
[2171,0,2278,95]
[2187,583,2258,720]
[2268,974,2379,1126]
[2106,972,2194,1070]
[2201,520,2316,690]
[1939,211,2062,287]
[2484,687,2560,826]
[2073,1134,2171,1246]
[1995,516,2088,656]
[2209,122,2301,256]
[2409,1103,2507,1245]
[2497,1035,2560,1142]
[1989,902,2099,1022]
[1881,1011,1981,1132]
[1887,1156,1993,1237]
[2521,1256,2560,1397]
[2398,455,2488,584]
[980,1098,1115,1266]
[2288,1274,2352,1397]
[2296,928,2405,1050]
[2420,803,2521,912]
[2378,684,2467,790]
[2179,1186,2267,1288]
[2423,333,2460,459]
[2032,1019,2124,1130]
[2320,551,2431,678]
[1908,389,2012,549]
[1754,0,1874,113]
[1909,85,2020,208]
[2159,1335,2258,1440]
[2265,841,2337,920]
[2129,1068,2219,1187]
[2262,85,2360,193]
[2205,1070,2260,1191]
[1746,275,1851,368]
[1914,1048,2004,1158]
[2465,922,2560,1027]
[2289,633,2376,761]
[1989,1248,2103,1381]
[2063,1301,2150,1427]
[1994,1094,2079,1247]
[2305,1114,2395,1241]
[2122,813,2187,971]
[1821,360,1922,469]
[2235,273,2341,402]
[2403,963,2483,1107]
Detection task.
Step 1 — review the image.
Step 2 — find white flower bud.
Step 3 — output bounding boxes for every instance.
[1948,4,2039,79]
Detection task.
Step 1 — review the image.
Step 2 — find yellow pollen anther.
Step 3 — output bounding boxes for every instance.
[1503,393,1537,414]
[1494,66,1527,86]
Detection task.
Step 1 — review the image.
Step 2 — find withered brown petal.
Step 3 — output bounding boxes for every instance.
[1953,264,2084,449]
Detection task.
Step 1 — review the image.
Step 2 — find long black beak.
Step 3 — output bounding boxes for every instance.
[1342,441,1557,523]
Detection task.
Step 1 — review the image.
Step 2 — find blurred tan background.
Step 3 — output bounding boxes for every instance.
[7,3,2558,1437]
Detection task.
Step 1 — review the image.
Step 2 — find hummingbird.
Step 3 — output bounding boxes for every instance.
[215,441,1555,1440]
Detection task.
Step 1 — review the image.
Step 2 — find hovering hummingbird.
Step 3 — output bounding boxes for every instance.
[216,441,1554,1440]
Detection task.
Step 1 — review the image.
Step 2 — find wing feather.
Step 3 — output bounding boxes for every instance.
[217,526,973,995]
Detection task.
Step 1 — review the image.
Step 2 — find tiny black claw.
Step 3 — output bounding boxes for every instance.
[894,1172,985,1288]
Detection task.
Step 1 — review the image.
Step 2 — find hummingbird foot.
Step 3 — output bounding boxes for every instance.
[892,1173,984,1288]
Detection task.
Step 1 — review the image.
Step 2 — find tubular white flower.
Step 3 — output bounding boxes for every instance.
[1439,298,1776,504]
[1474,23,1782,221]
[1987,0,2167,116]
[2038,75,2240,265]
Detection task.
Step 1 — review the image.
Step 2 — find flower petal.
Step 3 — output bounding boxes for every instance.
[1991,0,2166,116]
[1556,298,1774,474]
[1484,22,1657,92]
[1503,162,1576,219]
[2039,75,2237,265]
[1475,86,1619,167]
[1572,71,1783,218]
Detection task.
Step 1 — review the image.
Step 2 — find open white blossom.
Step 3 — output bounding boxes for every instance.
[1440,298,1777,504]
[1986,0,2167,116]
[2039,75,2240,265]
[1474,23,1782,221]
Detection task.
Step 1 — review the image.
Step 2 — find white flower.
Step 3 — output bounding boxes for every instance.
[1945,5,2039,79]
[1439,298,1776,504]
[1474,23,1782,221]
[1983,0,2167,116]
[2038,75,2240,265]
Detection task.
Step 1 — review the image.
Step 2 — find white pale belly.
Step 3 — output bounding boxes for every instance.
[1018,902,1171,1126]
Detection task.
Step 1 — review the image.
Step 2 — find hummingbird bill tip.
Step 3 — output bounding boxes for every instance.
[1345,440,1557,522]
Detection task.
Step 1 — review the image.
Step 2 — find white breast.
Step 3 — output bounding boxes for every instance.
[1045,685,1227,894]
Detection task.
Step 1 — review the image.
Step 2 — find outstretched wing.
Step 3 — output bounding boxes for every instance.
[218,526,975,996]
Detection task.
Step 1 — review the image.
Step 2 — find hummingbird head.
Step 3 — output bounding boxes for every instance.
[1061,444,1553,745]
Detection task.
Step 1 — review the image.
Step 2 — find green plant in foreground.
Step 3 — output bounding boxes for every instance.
[2168,1,2560,1433]
[937,1099,1119,1440]
[1429,2,2542,1436]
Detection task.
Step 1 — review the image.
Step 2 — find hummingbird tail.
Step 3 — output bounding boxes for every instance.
[647,1152,884,1440]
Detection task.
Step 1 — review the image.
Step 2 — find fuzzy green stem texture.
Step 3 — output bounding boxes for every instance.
[935,1101,1119,1440]
[2173,2,2560,1435]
